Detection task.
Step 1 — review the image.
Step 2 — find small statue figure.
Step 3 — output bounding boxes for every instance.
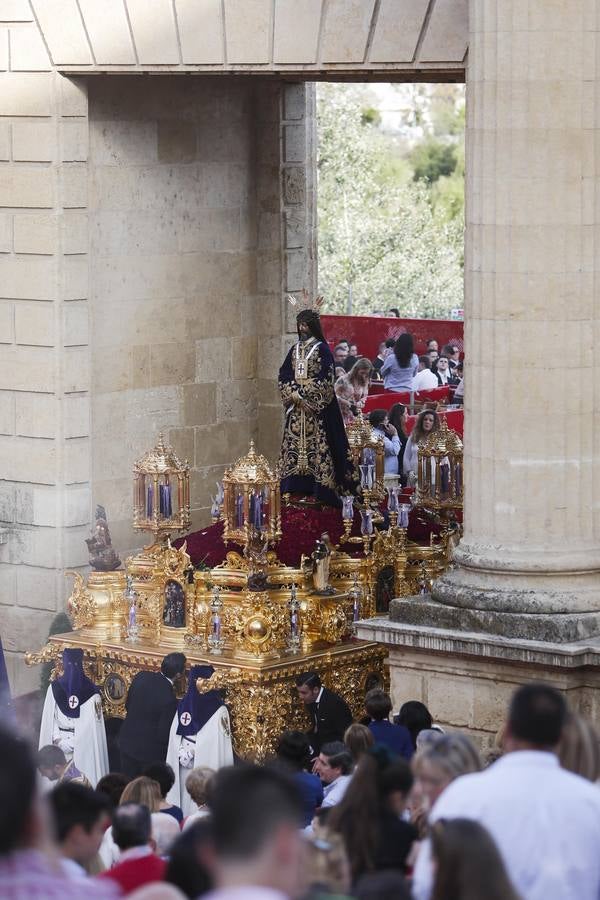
[245,531,270,592]
[163,580,186,628]
[85,505,121,571]
[311,532,335,595]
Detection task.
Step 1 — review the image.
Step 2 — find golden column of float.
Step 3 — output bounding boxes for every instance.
[26,431,459,760]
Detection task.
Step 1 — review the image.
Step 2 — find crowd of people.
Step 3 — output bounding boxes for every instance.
[3,669,600,900]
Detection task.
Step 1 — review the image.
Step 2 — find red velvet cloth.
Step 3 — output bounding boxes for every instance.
[321,315,464,360]
[176,503,440,568]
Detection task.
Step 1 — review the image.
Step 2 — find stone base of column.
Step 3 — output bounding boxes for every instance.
[389,595,600,642]
[354,616,600,752]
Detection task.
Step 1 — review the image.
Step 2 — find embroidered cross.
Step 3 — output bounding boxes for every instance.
[180,712,192,726]
[68,695,79,709]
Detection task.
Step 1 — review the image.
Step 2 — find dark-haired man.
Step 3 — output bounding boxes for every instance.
[118,653,186,777]
[365,689,413,759]
[413,683,600,900]
[48,782,110,879]
[295,671,353,754]
[38,744,92,787]
[98,803,165,894]
[206,764,304,898]
[0,725,115,898]
[314,741,354,808]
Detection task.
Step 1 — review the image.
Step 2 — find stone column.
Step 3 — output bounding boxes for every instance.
[430,1,600,640]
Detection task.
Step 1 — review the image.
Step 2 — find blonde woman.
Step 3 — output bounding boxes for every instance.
[121,776,179,857]
[335,358,373,425]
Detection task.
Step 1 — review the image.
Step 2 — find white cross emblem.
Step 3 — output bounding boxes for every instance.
[180,712,192,727]
[68,695,79,709]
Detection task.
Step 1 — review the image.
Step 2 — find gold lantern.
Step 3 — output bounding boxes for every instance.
[415,420,463,512]
[133,433,191,542]
[221,441,282,548]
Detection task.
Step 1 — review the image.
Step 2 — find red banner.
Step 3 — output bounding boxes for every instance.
[321,315,464,360]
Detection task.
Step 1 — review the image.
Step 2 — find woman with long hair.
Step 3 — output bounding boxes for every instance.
[395,700,433,751]
[430,818,522,900]
[119,775,179,857]
[380,333,419,391]
[402,409,440,477]
[327,749,417,883]
[388,403,409,476]
[335,357,373,425]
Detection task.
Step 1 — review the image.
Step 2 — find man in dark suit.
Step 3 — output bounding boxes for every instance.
[119,652,186,777]
[295,671,353,755]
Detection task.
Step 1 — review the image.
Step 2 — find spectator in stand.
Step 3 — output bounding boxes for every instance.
[365,689,413,760]
[380,334,419,391]
[426,339,439,353]
[454,373,464,405]
[394,701,434,751]
[372,339,395,378]
[342,354,358,373]
[430,819,521,900]
[368,410,400,475]
[388,403,409,479]
[48,782,111,880]
[206,765,304,899]
[327,749,417,883]
[403,410,440,477]
[388,308,400,317]
[142,762,183,824]
[435,356,459,387]
[344,723,375,764]
[333,344,349,366]
[427,348,439,368]
[98,803,166,895]
[314,742,354,809]
[413,683,600,900]
[441,343,461,369]
[349,343,358,357]
[338,339,350,351]
[275,731,323,828]
[413,356,439,391]
[0,725,115,900]
[335,359,372,425]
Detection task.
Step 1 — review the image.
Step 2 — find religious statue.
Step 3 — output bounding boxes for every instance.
[85,505,121,571]
[301,532,335,595]
[278,291,354,507]
[163,579,186,628]
[244,530,270,592]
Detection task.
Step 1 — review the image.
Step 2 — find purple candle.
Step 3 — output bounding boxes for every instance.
[440,461,450,495]
[164,482,172,517]
[146,483,153,517]
[212,612,221,641]
[236,494,244,527]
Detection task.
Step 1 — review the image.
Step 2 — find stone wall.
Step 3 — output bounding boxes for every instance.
[0,6,90,694]
[88,76,290,553]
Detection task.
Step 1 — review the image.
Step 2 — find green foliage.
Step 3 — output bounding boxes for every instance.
[410,138,457,184]
[317,83,464,318]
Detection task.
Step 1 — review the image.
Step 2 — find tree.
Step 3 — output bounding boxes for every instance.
[317,84,464,317]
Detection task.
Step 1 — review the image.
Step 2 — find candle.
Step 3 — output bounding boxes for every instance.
[212,612,221,641]
[440,461,450,495]
[388,487,398,512]
[164,482,172,517]
[399,504,410,528]
[146,483,153,517]
[342,495,354,520]
[236,494,244,527]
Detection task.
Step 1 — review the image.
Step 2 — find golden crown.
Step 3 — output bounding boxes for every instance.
[286,288,325,313]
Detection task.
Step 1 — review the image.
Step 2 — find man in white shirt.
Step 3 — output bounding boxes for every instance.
[203,765,304,900]
[412,356,438,391]
[314,742,353,808]
[412,683,600,900]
